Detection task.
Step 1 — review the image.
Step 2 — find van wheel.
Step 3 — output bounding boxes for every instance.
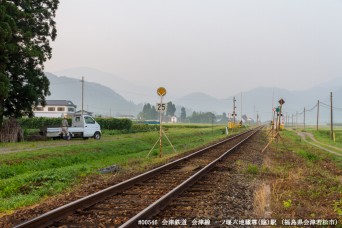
[94,132,101,140]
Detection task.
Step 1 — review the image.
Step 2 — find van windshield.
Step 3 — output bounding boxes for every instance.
[84,116,95,124]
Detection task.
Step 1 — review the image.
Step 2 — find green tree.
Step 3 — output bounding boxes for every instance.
[0,0,59,126]
[217,112,228,124]
[189,111,216,123]
[180,107,186,121]
[140,103,159,120]
[150,105,159,120]
[141,103,152,119]
[166,101,176,117]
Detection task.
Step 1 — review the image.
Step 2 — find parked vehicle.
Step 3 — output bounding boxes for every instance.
[42,115,101,140]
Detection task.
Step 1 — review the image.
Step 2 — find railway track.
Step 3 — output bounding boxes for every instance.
[14,127,262,228]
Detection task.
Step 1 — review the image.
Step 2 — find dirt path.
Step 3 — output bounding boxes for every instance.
[304,132,342,151]
[297,132,342,157]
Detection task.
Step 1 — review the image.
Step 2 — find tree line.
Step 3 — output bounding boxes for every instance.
[138,102,178,120]
[138,102,234,124]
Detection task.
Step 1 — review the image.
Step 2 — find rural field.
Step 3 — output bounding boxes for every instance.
[2,1,342,227]
[1,124,341,227]
[0,124,234,215]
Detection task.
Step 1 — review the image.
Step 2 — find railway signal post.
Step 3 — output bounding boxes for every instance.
[147,87,176,158]
[262,98,288,152]
[157,87,166,157]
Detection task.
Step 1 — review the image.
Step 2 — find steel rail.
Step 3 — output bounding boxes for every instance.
[120,128,260,228]
[14,128,256,228]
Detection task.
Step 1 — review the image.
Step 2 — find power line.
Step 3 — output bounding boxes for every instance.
[320,102,342,111]
[305,104,318,112]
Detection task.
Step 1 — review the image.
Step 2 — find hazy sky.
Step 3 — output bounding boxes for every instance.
[45,0,342,99]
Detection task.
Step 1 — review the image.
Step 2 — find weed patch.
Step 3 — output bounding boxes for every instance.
[297,150,319,162]
[246,164,259,175]
[265,129,342,222]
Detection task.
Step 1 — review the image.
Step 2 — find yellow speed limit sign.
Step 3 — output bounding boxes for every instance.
[157,87,167,97]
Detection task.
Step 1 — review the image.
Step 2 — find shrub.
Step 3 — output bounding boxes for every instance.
[19,117,68,129]
[19,117,133,131]
[95,118,132,131]
[131,124,158,133]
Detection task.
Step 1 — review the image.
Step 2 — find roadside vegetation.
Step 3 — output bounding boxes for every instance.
[305,128,342,149]
[259,128,342,224]
[0,124,243,214]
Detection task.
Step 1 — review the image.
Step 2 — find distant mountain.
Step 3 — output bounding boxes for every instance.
[175,92,227,114]
[46,69,342,123]
[46,72,140,116]
[175,78,342,124]
[53,67,153,104]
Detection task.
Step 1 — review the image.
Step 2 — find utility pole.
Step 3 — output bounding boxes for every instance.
[253,105,256,125]
[272,89,274,122]
[286,112,288,127]
[272,109,276,130]
[330,92,333,139]
[233,96,236,126]
[316,100,319,131]
[240,92,242,121]
[304,107,306,130]
[81,76,84,116]
[257,111,259,125]
[292,114,294,128]
[296,111,298,129]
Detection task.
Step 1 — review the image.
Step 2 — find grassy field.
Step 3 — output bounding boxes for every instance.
[0,124,242,214]
[307,129,342,149]
[264,128,342,223]
[288,125,342,149]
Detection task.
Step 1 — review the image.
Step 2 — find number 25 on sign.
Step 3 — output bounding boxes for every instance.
[156,103,166,112]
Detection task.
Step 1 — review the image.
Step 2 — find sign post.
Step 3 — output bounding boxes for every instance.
[147,87,176,158]
[261,98,288,153]
[157,87,166,158]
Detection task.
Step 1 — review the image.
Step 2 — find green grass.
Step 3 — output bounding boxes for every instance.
[291,126,342,149]
[245,164,259,175]
[268,129,342,220]
[297,150,320,162]
[279,130,342,168]
[309,129,342,148]
[0,124,242,213]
